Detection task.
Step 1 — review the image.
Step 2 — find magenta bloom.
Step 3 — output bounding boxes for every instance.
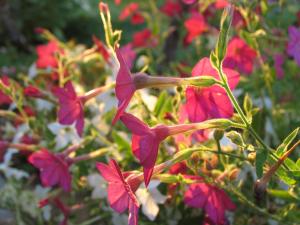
[0,76,12,105]
[113,48,137,124]
[53,81,84,136]
[36,40,61,69]
[121,113,169,186]
[96,160,140,225]
[274,53,285,79]
[119,44,137,70]
[223,37,256,75]
[287,26,300,66]
[184,13,208,45]
[28,149,72,192]
[184,182,236,225]
[185,57,239,123]
[24,85,43,98]
[121,113,197,186]
[160,0,182,17]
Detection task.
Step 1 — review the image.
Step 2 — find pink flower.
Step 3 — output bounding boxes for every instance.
[96,160,140,225]
[53,81,84,136]
[24,85,43,98]
[274,53,285,79]
[184,13,208,45]
[119,44,137,70]
[39,197,70,225]
[28,149,72,192]
[119,3,144,25]
[184,182,236,225]
[214,0,229,9]
[113,49,137,124]
[185,57,239,123]
[160,0,182,17]
[120,113,197,186]
[115,0,121,5]
[182,0,196,4]
[132,29,157,48]
[287,26,300,66]
[92,35,110,63]
[0,75,12,105]
[223,37,257,75]
[36,41,61,69]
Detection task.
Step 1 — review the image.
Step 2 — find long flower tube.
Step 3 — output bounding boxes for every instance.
[121,112,244,186]
[113,48,221,124]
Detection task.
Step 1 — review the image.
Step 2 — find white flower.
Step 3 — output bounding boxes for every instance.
[135,180,167,221]
[112,213,128,225]
[87,173,107,199]
[95,77,117,114]
[35,99,54,111]
[0,149,29,179]
[28,63,38,79]
[139,89,157,112]
[47,122,81,149]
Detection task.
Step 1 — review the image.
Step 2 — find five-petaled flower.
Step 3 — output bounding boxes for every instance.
[119,3,144,25]
[28,148,72,192]
[53,81,85,136]
[184,181,236,225]
[120,112,199,186]
[184,13,208,45]
[132,29,157,48]
[96,159,141,225]
[160,0,182,17]
[287,26,300,66]
[184,57,239,123]
[223,37,257,75]
[36,40,61,69]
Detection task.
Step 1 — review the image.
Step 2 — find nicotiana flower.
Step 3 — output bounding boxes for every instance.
[53,80,110,136]
[132,29,157,48]
[28,148,72,192]
[184,13,208,45]
[184,57,239,123]
[96,159,141,225]
[39,197,70,225]
[53,81,85,136]
[47,122,81,149]
[287,26,300,66]
[135,180,167,221]
[274,53,285,79]
[119,3,144,25]
[184,181,236,225]
[119,44,136,70]
[0,149,29,179]
[87,173,107,199]
[120,113,228,186]
[160,0,182,17]
[36,40,61,69]
[223,37,257,75]
[113,48,209,124]
[92,35,110,63]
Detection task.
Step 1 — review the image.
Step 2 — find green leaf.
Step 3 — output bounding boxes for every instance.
[276,127,299,156]
[112,131,131,152]
[153,91,172,118]
[256,148,268,178]
[268,189,299,201]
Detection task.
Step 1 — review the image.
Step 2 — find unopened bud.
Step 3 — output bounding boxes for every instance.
[214,129,224,141]
[99,2,109,14]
